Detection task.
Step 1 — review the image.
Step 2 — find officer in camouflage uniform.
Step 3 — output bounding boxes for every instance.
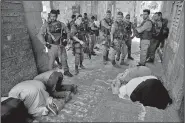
[37,10,73,77]
[146,12,163,63]
[88,16,98,55]
[134,9,153,66]
[110,11,129,67]
[70,15,86,75]
[124,14,135,60]
[82,13,92,59]
[100,10,113,65]
[156,12,169,49]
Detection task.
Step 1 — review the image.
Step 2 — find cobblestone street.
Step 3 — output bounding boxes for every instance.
[36,38,180,122]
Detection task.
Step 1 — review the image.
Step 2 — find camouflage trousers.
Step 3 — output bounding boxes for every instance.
[48,44,69,71]
[111,39,127,61]
[125,38,132,56]
[100,31,111,57]
[88,34,96,53]
[147,39,159,60]
[140,39,150,64]
[73,42,84,66]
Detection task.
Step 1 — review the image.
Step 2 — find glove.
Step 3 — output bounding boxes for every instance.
[45,42,52,49]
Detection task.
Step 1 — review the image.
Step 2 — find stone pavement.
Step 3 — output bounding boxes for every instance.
[34,38,181,122]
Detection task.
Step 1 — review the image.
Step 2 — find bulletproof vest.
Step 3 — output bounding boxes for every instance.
[114,21,126,39]
[139,20,153,40]
[125,21,132,35]
[46,21,62,44]
[89,21,98,35]
[100,18,112,35]
[152,20,162,39]
[75,24,85,41]
[83,17,89,31]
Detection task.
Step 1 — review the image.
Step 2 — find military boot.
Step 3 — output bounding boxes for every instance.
[80,61,85,69]
[75,65,79,75]
[116,56,120,61]
[103,56,107,65]
[106,51,110,61]
[128,55,134,60]
[120,59,129,66]
[111,60,119,68]
[64,71,73,77]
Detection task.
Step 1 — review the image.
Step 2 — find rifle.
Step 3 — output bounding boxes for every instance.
[60,33,68,47]
[84,34,91,59]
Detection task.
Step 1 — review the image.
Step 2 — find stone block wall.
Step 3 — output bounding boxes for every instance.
[1,1,38,96]
[160,1,184,120]
[22,1,49,73]
[161,1,184,109]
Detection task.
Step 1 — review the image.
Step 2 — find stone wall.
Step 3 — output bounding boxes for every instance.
[160,0,184,117]
[1,1,38,96]
[52,1,76,24]
[22,1,49,73]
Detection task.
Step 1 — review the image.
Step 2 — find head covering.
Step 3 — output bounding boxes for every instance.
[118,85,127,99]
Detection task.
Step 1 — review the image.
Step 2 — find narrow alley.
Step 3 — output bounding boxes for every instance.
[35,39,180,122]
[1,1,184,123]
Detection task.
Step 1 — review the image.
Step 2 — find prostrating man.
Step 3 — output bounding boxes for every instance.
[70,14,86,75]
[110,11,129,67]
[100,10,113,65]
[37,10,73,77]
[134,9,153,66]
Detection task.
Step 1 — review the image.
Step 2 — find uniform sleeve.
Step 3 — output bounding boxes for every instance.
[61,22,69,34]
[101,19,110,29]
[111,22,116,34]
[136,21,152,33]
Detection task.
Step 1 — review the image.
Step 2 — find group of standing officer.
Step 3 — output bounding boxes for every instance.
[100,10,135,67]
[37,10,99,76]
[134,9,169,66]
[37,9,169,77]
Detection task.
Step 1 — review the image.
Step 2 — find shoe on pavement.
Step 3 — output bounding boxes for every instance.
[71,84,78,94]
[46,102,58,115]
[80,64,85,69]
[52,98,65,112]
[91,51,96,56]
[120,60,129,66]
[64,71,73,77]
[128,56,134,60]
[146,58,154,63]
[116,56,120,61]
[64,92,72,103]
[137,62,145,66]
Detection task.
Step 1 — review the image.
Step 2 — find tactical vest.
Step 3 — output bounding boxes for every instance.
[83,17,89,31]
[113,21,126,39]
[100,18,112,35]
[46,21,62,45]
[89,21,98,35]
[74,24,85,41]
[139,20,153,40]
[125,21,132,35]
[152,20,162,40]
